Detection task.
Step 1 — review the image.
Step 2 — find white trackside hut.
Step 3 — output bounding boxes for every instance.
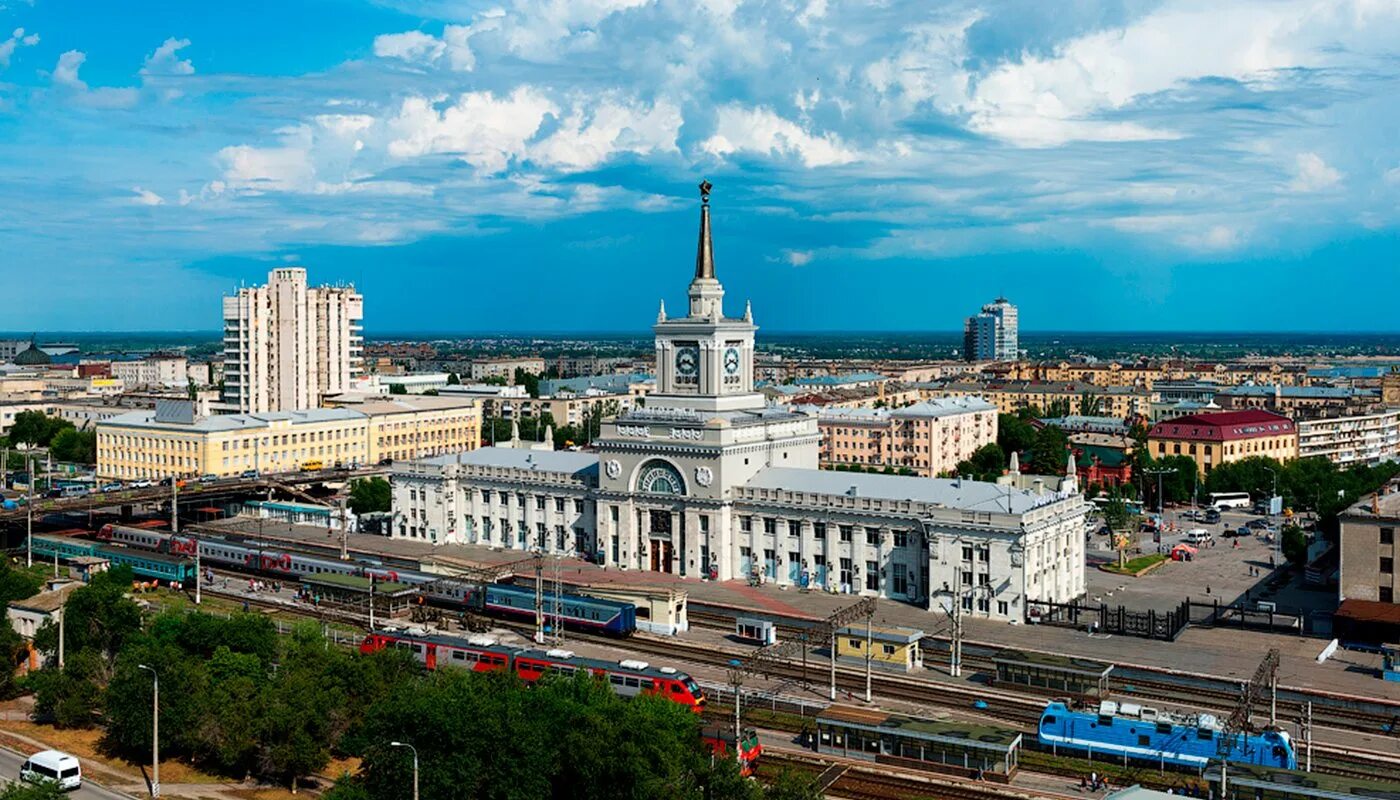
[20,749,82,790]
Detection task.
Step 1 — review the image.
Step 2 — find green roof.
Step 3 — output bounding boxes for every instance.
[301,572,413,594]
[818,705,1020,751]
[993,648,1113,677]
[1077,444,1129,468]
[1205,763,1400,799]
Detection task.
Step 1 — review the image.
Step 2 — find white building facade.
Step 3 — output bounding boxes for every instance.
[222,267,364,413]
[389,184,1086,620]
[1298,409,1400,467]
[963,297,1018,362]
[111,355,189,388]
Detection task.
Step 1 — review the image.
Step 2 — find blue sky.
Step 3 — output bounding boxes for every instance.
[2,0,1399,333]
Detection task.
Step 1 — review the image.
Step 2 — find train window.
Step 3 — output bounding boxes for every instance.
[1041,716,1056,726]
[610,674,625,686]
[1097,716,1112,727]
[1156,722,1172,734]
[1137,735,1150,747]
[1197,729,1213,740]
[639,679,654,691]
[625,677,640,688]
[451,651,465,661]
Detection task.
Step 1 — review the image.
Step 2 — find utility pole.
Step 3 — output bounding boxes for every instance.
[57,607,64,669]
[26,453,33,568]
[864,614,873,702]
[171,477,178,533]
[368,574,376,631]
[533,549,544,644]
[339,497,349,561]
[1142,466,1172,515]
[950,565,964,677]
[138,664,159,799]
[1303,701,1312,772]
[193,531,201,606]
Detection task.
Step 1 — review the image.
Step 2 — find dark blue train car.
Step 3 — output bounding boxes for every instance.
[481,584,636,635]
[1038,701,1296,769]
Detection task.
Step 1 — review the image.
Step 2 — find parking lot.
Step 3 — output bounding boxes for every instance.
[1084,504,1333,614]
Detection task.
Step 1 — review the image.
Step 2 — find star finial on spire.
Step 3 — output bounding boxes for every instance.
[699,179,713,205]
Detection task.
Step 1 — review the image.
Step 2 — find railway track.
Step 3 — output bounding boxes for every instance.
[687,608,1400,737]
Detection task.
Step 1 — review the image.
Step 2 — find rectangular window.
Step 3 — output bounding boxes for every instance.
[839,525,853,543]
[978,547,990,562]
[997,601,1009,616]
[788,520,801,538]
[1382,586,1395,603]
[574,499,584,514]
[1382,527,1395,545]
[813,523,826,540]
[1383,557,1394,575]
[536,496,546,510]
[763,518,777,535]
[740,516,753,533]
[839,558,853,586]
[865,528,880,546]
[892,563,908,596]
[865,560,879,591]
[882,644,895,656]
[893,531,909,548]
[961,545,973,562]
[555,497,565,513]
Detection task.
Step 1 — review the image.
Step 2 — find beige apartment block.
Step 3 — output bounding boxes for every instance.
[813,397,997,476]
[1338,484,1400,604]
[223,267,363,413]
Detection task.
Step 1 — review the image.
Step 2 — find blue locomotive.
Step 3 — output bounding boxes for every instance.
[1038,701,1296,769]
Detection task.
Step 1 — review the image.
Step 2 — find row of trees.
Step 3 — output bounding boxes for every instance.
[950,412,1074,481]
[481,400,620,451]
[27,569,818,798]
[3,410,97,464]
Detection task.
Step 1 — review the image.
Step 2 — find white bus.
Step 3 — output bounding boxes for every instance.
[20,749,82,791]
[1208,492,1251,510]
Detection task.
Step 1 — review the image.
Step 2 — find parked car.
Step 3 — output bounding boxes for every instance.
[1203,509,1222,524]
[199,473,218,483]
[131,479,152,488]
[240,469,260,479]
[1222,527,1248,538]
[1245,518,1271,530]
[1185,529,1213,544]
[100,482,122,493]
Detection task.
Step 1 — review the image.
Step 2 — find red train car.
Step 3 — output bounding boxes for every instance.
[360,630,705,712]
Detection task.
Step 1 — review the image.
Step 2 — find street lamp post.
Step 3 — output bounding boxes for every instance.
[390,741,419,800]
[137,664,159,799]
[26,453,33,568]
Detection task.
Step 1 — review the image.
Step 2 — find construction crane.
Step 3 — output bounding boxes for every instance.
[725,597,877,746]
[1216,647,1280,796]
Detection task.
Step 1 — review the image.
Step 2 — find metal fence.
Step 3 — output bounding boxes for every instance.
[1025,598,1189,641]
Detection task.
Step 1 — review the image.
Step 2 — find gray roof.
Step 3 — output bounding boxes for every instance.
[1218,385,1377,399]
[102,407,364,432]
[419,447,599,475]
[744,467,1061,514]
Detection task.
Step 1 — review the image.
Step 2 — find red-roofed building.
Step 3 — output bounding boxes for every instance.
[1147,409,1297,476]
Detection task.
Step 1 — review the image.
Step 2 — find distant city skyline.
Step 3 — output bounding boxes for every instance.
[2,2,1399,332]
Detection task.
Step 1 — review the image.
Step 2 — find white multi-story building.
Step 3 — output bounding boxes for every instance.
[390,184,1086,620]
[469,357,546,382]
[111,355,188,388]
[963,297,1018,362]
[222,267,363,413]
[1298,409,1400,467]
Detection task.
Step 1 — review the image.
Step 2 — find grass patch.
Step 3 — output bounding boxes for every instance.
[1101,554,1167,575]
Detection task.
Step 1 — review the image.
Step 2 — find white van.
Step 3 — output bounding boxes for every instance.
[1185,529,1213,544]
[20,749,82,791]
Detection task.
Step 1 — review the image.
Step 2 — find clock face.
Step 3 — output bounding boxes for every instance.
[724,347,741,375]
[676,346,699,376]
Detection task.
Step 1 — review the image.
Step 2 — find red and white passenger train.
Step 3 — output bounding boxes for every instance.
[359,629,707,712]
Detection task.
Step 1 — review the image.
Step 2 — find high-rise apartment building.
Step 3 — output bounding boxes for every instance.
[222,267,363,413]
[962,297,1018,362]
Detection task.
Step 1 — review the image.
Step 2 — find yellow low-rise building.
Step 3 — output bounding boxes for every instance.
[97,397,481,480]
[835,625,925,672]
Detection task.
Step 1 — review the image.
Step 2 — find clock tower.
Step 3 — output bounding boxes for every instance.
[594,181,820,581]
[649,180,763,413]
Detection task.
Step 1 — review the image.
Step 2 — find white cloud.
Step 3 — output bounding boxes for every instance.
[1290,152,1341,192]
[373,25,476,71]
[387,89,556,172]
[702,105,858,167]
[1385,166,1400,186]
[919,0,1400,146]
[1180,224,1242,250]
[53,50,87,88]
[130,187,165,206]
[51,49,140,108]
[141,37,194,76]
[0,27,39,69]
[218,126,317,192]
[783,249,814,266]
[532,96,681,171]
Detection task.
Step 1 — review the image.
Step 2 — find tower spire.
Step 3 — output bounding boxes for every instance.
[694,179,715,281]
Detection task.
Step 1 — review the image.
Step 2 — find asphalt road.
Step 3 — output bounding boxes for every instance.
[0,746,133,799]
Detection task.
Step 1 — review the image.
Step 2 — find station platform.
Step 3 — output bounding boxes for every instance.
[197,519,1400,706]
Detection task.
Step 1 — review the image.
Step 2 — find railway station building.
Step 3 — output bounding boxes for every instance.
[390,184,1089,621]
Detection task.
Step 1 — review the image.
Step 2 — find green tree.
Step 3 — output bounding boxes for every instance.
[446,372,461,386]
[0,559,44,605]
[761,768,825,800]
[103,641,208,759]
[1029,424,1071,475]
[953,443,1006,482]
[347,477,392,514]
[0,780,66,800]
[1281,524,1308,567]
[388,384,407,395]
[48,428,96,464]
[1077,392,1102,416]
[514,367,541,398]
[0,621,27,698]
[28,649,105,728]
[422,388,439,396]
[996,413,1036,459]
[33,566,141,663]
[8,411,71,448]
